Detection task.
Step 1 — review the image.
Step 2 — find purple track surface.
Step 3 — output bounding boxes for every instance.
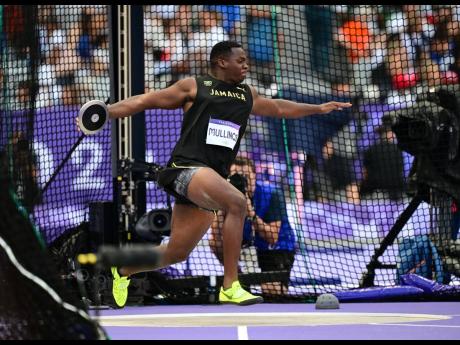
[93,302,460,340]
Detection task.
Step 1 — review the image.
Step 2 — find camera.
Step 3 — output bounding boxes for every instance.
[134,208,172,244]
[390,84,460,200]
[228,173,248,195]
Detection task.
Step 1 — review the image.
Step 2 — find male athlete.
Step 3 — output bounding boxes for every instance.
[85,41,351,307]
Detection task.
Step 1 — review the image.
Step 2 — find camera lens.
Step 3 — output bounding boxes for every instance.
[153,214,167,228]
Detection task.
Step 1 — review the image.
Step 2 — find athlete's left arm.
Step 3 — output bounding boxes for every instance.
[249,86,352,119]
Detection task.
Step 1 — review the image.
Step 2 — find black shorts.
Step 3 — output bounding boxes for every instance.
[156,163,214,211]
[256,250,295,286]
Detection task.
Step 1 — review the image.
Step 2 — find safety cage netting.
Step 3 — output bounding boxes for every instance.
[0,5,109,339]
[143,5,460,301]
[1,6,460,331]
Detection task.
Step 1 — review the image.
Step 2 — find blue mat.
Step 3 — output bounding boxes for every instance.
[334,285,425,302]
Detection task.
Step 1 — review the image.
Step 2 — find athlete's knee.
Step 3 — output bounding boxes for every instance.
[224,193,247,217]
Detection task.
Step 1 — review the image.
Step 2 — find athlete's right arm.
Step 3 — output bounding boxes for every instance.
[107,78,196,119]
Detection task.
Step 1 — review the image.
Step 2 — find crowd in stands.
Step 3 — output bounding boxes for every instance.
[3,5,458,110]
[1,5,109,109]
[2,4,460,205]
[142,5,460,104]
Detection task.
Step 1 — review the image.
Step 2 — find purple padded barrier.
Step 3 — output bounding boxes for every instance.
[333,285,425,302]
[400,273,459,296]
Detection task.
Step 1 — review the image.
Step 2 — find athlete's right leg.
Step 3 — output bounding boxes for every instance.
[119,203,215,277]
[111,203,214,308]
[184,167,248,290]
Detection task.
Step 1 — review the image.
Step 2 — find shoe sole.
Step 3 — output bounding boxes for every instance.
[219,296,264,306]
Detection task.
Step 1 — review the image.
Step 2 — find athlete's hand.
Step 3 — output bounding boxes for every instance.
[318,101,352,114]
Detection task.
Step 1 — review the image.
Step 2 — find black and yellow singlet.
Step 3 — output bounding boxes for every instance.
[168,74,253,178]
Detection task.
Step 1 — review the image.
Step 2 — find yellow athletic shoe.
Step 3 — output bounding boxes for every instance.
[219,281,263,306]
[111,267,130,308]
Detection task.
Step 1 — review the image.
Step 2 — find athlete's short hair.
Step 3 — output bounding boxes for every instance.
[210,41,242,68]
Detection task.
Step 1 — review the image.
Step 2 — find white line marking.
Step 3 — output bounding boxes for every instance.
[369,323,460,328]
[238,326,248,340]
[99,312,449,320]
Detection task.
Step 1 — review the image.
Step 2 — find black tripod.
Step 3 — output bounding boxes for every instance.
[360,191,425,288]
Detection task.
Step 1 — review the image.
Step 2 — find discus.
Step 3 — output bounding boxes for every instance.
[78,100,109,135]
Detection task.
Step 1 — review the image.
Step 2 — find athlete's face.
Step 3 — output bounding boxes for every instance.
[223,47,249,84]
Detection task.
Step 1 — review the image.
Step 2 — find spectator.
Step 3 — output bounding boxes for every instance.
[417,49,443,88]
[304,5,334,78]
[37,28,81,107]
[359,116,406,201]
[310,134,360,204]
[204,5,242,39]
[76,7,106,64]
[380,33,419,106]
[335,6,386,102]
[403,5,435,65]
[245,5,283,96]
[144,15,173,90]
[428,24,458,84]
[445,5,460,38]
[73,7,109,102]
[37,11,66,64]
[336,9,373,65]
[144,6,192,89]
[301,81,360,204]
[14,80,33,111]
[209,156,296,297]
[188,10,229,76]
[167,5,193,84]
[85,33,110,102]
[36,44,65,108]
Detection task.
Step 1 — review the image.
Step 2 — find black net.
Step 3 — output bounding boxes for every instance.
[0,181,106,339]
[143,5,460,301]
[1,5,112,243]
[0,5,109,339]
[2,4,460,325]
